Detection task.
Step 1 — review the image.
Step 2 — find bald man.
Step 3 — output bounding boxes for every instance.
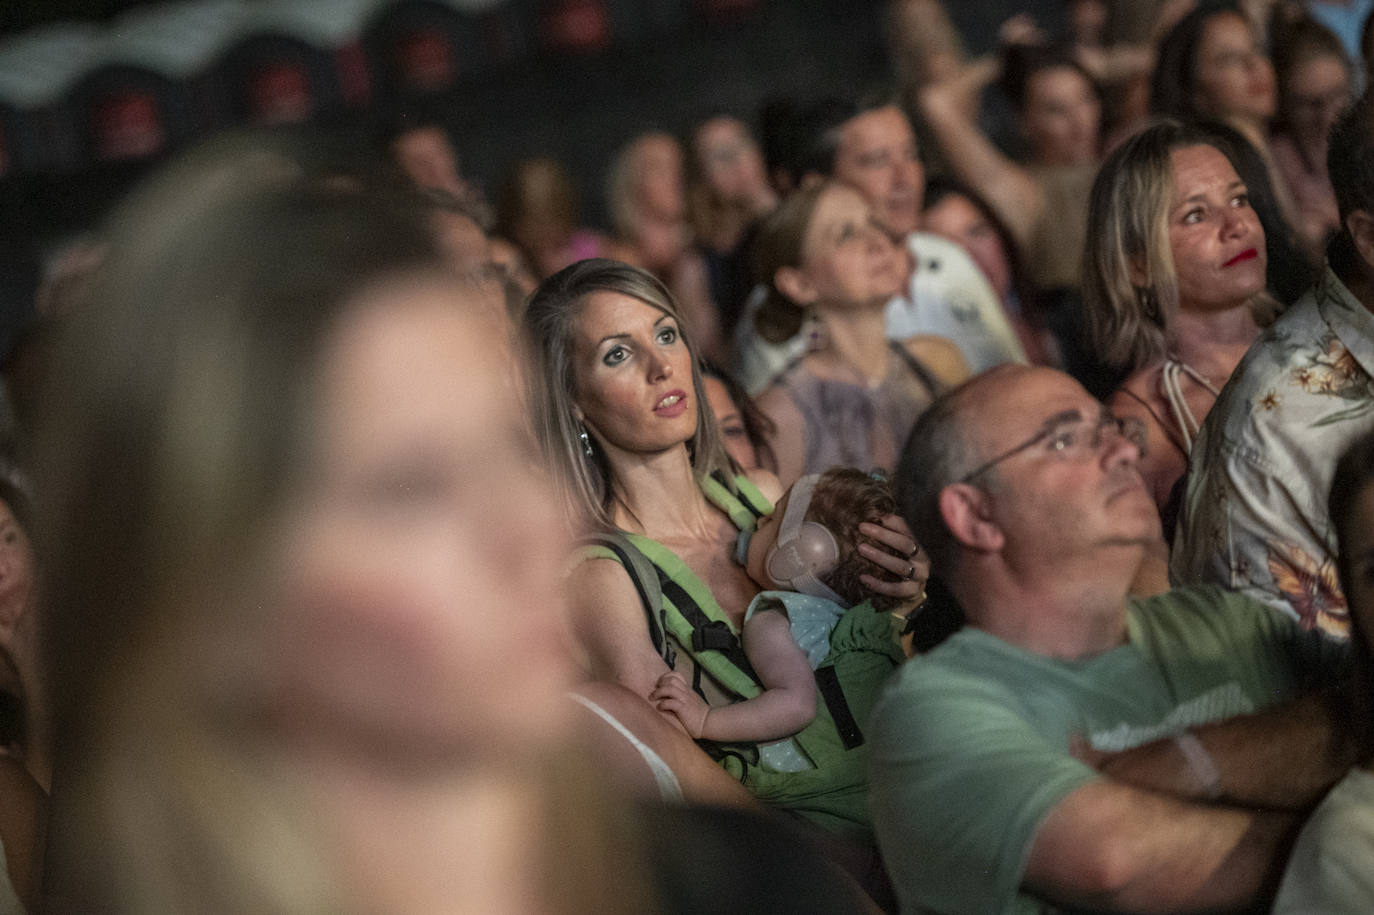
[870,366,1354,915]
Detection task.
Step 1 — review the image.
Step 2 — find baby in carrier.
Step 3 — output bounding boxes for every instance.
[650,468,906,766]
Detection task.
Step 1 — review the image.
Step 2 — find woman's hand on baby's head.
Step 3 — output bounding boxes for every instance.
[650,672,711,739]
[857,513,930,609]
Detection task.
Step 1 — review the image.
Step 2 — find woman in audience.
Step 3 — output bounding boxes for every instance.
[898,9,1103,295]
[33,141,879,914]
[1271,16,1354,259]
[1151,3,1301,240]
[33,147,628,913]
[702,362,777,474]
[522,257,924,868]
[920,175,1057,366]
[494,156,607,281]
[1272,430,1374,912]
[686,115,778,327]
[604,132,723,362]
[750,182,969,488]
[1084,120,1268,536]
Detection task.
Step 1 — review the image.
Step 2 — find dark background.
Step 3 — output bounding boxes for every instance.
[0,0,1063,352]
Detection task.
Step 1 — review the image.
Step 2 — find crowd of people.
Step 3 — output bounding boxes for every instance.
[3,0,1374,912]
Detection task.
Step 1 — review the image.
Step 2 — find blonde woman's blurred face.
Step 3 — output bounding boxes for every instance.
[1194,12,1276,123]
[1022,67,1100,166]
[274,278,574,764]
[694,117,770,204]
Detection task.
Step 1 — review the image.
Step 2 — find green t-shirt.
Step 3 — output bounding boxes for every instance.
[867,585,1348,915]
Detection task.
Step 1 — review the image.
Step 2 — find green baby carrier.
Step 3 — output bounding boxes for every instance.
[580,473,904,840]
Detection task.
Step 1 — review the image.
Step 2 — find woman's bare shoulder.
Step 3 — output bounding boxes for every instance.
[903,335,970,386]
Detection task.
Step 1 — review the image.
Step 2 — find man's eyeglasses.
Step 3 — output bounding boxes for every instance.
[958,410,1148,484]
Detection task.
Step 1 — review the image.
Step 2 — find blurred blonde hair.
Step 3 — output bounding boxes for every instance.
[35,136,647,914]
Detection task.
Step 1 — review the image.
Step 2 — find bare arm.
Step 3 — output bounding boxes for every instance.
[0,755,44,912]
[888,1,1044,249]
[651,608,816,742]
[568,558,674,702]
[1089,690,1357,810]
[904,335,970,389]
[1026,778,1296,913]
[572,681,756,809]
[915,68,1044,253]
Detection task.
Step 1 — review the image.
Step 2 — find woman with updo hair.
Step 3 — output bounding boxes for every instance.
[750,181,969,488]
[1084,120,1269,535]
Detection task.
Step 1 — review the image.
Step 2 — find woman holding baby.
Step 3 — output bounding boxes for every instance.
[522,259,925,878]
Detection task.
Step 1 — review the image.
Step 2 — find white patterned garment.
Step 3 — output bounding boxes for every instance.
[888,232,1026,372]
[1171,268,1374,637]
[732,231,1024,394]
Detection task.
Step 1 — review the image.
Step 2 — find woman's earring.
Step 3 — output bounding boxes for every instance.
[579,424,594,459]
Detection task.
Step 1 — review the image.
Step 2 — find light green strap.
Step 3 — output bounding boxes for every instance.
[700,473,774,530]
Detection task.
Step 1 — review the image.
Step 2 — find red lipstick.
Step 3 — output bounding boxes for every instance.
[1223,248,1258,267]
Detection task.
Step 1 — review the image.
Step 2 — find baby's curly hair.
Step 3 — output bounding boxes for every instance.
[803,468,903,612]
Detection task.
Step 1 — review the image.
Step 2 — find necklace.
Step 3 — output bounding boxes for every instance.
[1160,358,1221,453]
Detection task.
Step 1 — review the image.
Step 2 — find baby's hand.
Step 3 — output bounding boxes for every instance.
[650,671,711,739]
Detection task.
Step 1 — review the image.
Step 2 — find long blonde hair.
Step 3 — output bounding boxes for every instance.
[522,258,737,532]
[1083,120,1253,371]
[35,139,650,914]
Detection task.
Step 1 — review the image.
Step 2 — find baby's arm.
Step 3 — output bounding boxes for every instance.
[650,608,816,742]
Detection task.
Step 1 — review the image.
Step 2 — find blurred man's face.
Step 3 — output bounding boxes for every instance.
[832,106,924,238]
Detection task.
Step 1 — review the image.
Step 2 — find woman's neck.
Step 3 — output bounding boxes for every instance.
[1170,303,1260,379]
[815,303,892,386]
[605,444,717,541]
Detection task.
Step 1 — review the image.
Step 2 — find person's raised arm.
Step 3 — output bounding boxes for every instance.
[567,558,674,702]
[888,2,1044,249]
[652,607,816,742]
[1026,778,1296,913]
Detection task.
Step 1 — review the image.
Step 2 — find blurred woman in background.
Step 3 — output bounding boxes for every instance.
[686,115,778,328]
[34,141,644,914]
[1270,15,1354,258]
[605,132,723,362]
[751,182,968,488]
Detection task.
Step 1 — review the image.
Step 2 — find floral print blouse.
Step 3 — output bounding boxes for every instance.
[1171,268,1373,638]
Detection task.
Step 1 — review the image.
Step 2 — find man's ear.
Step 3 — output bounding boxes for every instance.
[1347,210,1374,273]
[938,483,1004,553]
[774,265,818,306]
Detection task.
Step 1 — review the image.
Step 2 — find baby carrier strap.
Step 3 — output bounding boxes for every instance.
[623,533,762,698]
[580,531,674,669]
